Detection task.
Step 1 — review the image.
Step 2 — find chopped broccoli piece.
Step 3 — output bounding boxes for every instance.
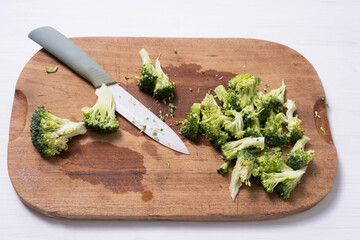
[153,57,175,100]
[285,135,315,170]
[214,85,241,111]
[229,150,257,200]
[217,160,231,175]
[200,93,219,109]
[168,103,176,117]
[275,99,304,143]
[223,110,245,139]
[221,137,265,161]
[81,84,119,134]
[262,115,289,148]
[137,48,158,93]
[241,105,262,137]
[261,164,307,199]
[179,103,201,141]
[253,151,284,177]
[227,73,261,108]
[30,106,87,156]
[254,81,285,125]
[45,66,58,73]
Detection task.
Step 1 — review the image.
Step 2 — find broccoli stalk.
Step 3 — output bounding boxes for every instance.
[217,160,231,175]
[229,150,257,200]
[81,84,119,134]
[179,103,201,141]
[254,81,285,125]
[214,85,241,111]
[30,106,87,156]
[153,57,175,100]
[227,73,261,109]
[221,137,265,161]
[285,135,315,170]
[261,165,307,199]
[275,99,304,143]
[137,48,158,93]
[223,110,245,139]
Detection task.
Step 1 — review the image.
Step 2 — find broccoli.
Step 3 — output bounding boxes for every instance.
[200,93,219,110]
[214,85,241,111]
[261,165,307,199]
[241,105,262,137]
[276,99,304,143]
[227,73,261,108]
[285,135,315,170]
[153,57,175,100]
[221,137,265,161]
[229,150,257,200]
[223,110,245,139]
[254,81,285,125]
[179,103,201,141]
[81,84,119,134]
[253,151,284,177]
[217,160,231,175]
[137,48,158,93]
[200,106,229,148]
[262,115,289,148]
[30,106,87,156]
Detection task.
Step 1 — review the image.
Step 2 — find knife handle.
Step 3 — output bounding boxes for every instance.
[28,26,116,88]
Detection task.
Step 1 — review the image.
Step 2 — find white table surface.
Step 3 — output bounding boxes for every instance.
[1,0,359,239]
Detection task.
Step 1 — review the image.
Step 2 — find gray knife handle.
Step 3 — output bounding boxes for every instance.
[28,26,116,88]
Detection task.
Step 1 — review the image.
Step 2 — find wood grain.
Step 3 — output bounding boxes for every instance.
[7,37,337,220]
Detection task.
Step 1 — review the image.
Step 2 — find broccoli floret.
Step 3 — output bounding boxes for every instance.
[223,110,245,139]
[229,150,257,200]
[261,165,307,199]
[30,106,87,156]
[262,115,289,148]
[81,84,119,134]
[221,137,265,160]
[254,81,285,125]
[200,106,229,148]
[153,57,175,100]
[137,48,158,93]
[214,85,241,111]
[217,160,231,175]
[241,105,262,137]
[179,103,201,141]
[200,93,219,110]
[253,151,284,177]
[227,73,261,108]
[276,99,304,143]
[285,135,315,170]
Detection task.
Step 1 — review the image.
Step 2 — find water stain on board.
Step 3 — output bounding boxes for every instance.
[141,191,153,202]
[61,141,146,193]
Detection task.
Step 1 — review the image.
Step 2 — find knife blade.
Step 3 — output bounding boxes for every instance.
[28,26,189,154]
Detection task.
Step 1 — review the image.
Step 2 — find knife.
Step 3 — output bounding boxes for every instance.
[28,26,189,154]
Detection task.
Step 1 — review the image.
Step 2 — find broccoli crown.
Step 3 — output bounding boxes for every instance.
[253,151,284,176]
[137,48,158,93]
[200,107,229,148]
[202,124,229,148]
[285,136,314,170]
[241,105,262,137]
[227,73,261,108]
[254,81,285,125]
[261,165,307,198]
[217,160,231,175]
[179,103,201,141]
[201,93,219,109]
[223,110,245,139]
[82,84,119,134]
[262,115,289,148]
[229,150,257,200]
[221,137,265,160]
[153,58,175,100]
[30,106,87,156]
[214,85,241,111]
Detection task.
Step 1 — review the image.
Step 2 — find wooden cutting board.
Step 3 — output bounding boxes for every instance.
[8,37,337,220]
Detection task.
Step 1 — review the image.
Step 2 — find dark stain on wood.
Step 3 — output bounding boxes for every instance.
[141,191,153,202]
[61,141,146,193]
